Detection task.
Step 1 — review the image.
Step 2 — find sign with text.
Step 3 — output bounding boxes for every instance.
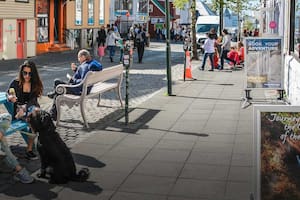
[254,105,300,200]
[245,37,283,89]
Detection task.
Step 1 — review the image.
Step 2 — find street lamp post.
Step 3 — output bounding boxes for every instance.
[165,0,172,96]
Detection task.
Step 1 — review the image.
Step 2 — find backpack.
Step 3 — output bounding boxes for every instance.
[136,32,145,44]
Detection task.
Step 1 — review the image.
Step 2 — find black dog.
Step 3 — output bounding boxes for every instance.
[27,109,89,184]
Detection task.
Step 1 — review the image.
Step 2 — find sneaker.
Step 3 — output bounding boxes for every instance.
[25,151,38,160]
[14,168,34,184]
[47,91,56,99]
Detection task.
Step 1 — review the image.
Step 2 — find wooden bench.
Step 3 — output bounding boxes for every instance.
[55,64,124,128]
[0,92,30,142]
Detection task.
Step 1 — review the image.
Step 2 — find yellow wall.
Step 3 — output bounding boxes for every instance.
[0,0,35,59]
[66,0,110,29]
[0,0,34,18]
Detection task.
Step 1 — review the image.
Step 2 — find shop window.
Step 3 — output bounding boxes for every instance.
[0,20,2,51]
[37,0,49,43]
[292,0,300,58]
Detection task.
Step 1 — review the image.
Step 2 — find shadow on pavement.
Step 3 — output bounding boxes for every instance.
[72,153,106,168]
[2,179,103,200]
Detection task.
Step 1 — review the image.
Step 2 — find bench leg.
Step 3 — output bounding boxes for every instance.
[116,88,123,107]
[80,101,89,128]
[97,93,101,107]
[56,99,61,126]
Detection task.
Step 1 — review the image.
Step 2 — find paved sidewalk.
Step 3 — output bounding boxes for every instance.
[0,50,283,199]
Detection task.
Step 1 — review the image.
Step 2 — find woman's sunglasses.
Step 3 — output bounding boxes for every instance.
[22,71,32,77]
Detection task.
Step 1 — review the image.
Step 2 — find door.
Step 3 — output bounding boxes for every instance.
[16,19,25,59]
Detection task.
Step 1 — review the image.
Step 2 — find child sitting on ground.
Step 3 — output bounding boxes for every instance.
[237,41,245,65]
[227,46,239,69]
[213,47,221,69]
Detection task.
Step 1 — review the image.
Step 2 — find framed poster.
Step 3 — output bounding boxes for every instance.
[254,105,300,200]
[245,37,283,89]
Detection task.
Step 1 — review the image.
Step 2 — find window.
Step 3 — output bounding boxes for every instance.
[293,0,300,58]
[37,0,49,43]
[0,20,2,51]
[137,0,148,14]
[99,0,104,24]
[75,0,82,25]
[115,0,133,15]
[88,0,94,25]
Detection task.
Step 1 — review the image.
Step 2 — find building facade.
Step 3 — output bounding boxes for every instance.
[109,0,149,36]
[260,0,300,104]
[0,0,36,60]
[65,0,110,51]
[36,0,67,54]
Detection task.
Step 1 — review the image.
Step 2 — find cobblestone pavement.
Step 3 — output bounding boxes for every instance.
[0,42,202,190]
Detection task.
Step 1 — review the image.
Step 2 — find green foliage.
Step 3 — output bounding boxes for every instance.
[243,19,254,30]
[173,0,190,10]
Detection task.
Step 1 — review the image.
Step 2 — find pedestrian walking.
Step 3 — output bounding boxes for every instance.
[106,27,121,62]
[220,29,235,70]
[199,32,215,71]
[117,38,126,63]
[97,26,107,47]
[98,43,106,62]
[136,27,147,63]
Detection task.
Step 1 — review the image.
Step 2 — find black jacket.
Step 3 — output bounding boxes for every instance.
[8,79,40,119]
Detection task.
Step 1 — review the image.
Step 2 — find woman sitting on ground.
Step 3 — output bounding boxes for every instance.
[237,41,245,64]
[0,113,34,184]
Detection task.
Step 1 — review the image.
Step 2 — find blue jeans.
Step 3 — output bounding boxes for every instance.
[107,46,115,58]
[120,49,124,62]
[201,52,214,70]
[0,113,19,170]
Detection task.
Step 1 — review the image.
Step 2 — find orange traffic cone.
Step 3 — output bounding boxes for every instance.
[184,51,194,80]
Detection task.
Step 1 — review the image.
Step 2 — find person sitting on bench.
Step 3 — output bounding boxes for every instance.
[47,49,102,121]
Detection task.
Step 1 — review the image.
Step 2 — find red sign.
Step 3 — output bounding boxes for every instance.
[269,21,277,29]
[126,11,130,17]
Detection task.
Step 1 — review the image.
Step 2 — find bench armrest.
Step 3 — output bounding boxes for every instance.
[55,82,84,95]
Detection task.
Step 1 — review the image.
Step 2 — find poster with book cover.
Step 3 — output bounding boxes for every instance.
[254,105,300,200]
[245,37,283,89]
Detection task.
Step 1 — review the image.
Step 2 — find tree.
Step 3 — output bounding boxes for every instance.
[174,0,198,60]
[226,0,259,40]
[210,0,259,39]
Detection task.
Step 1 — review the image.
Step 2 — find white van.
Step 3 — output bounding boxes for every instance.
[196,15,219,50]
